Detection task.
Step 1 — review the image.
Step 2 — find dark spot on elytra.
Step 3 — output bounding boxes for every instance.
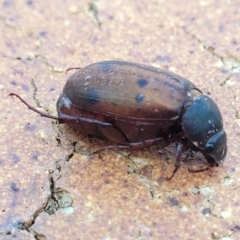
[135,93,145,103]
[85,88,100,104]
[100,62,113,73]
[12,154,20,163]
[10,182,19,192]
[137,78,148,88]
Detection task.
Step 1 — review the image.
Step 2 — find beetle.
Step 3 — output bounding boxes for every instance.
[9,60,227,179]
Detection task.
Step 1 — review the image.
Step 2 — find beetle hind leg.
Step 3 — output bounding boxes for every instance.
[8,93,59,121]
[94,137,164,156]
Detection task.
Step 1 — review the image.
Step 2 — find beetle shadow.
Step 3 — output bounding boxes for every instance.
[55,124,218,181]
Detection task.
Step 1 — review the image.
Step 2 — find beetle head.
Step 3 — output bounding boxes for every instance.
[181,95,227,165]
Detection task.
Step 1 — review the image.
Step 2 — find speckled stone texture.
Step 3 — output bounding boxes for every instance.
[0,0,240,239]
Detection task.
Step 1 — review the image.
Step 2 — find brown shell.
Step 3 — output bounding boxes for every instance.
[57,61,201,143]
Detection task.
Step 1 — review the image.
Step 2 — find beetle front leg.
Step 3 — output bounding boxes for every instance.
[165,141,183,180]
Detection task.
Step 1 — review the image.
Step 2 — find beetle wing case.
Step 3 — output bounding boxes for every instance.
[57,61,201,143]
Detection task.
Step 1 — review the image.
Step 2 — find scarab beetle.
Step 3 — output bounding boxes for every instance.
[9,61,227,179]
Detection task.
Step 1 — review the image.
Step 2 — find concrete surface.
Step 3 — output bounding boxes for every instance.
[0,0,240,239]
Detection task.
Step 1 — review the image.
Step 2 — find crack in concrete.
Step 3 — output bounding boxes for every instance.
[14,170,73,239]
[88,0,102,30]
[1,20,64,73]
[211,226,237,239]
[1,102,75,238]
[5,35,63,73]
[1,23,63,72]
[126,155,156,199]
[228,92,240,119]
[29,78,59,122]
[0,15,17,30]
[142,177,155,199]
[55,137,61,147]
[231,104,239,119]
[31,78,42,108]
[183,29,219,56]
[220,74,233,86]
[17,202,47,240]
[44,174,74,215]
[44,176,60,215]
[183,29,240,74]
[220,56,240,73]
[38,55,64,73]
[15,53,64,73]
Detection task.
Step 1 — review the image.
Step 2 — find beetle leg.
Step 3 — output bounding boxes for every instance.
[188,164,211,173]
[97,149,105,160]
[8,93,59,121]
[165,141,183,180]
[182,149,195,161]
[94,137,163,155]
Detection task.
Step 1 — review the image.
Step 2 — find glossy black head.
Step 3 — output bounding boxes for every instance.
[182,95,227,165]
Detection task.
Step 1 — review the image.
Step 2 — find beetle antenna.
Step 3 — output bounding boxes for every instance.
[8,93,59,121]
[65,67,81,74]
